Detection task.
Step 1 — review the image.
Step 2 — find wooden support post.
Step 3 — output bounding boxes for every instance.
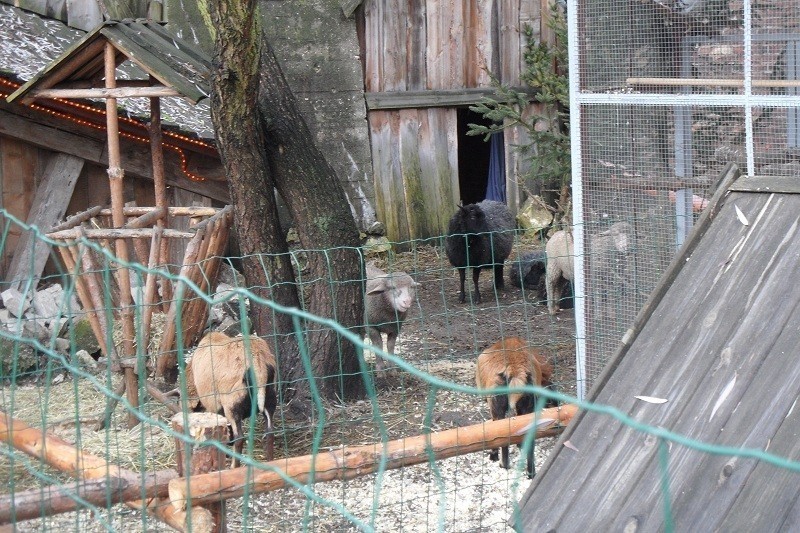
[171,412,229,532]
[105,42,138,429]
[149,88,172,312]
[0,411,180,529]
[96,379,126,431]
[168,404,579,509]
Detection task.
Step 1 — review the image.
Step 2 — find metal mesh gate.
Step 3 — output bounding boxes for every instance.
[568,0,800,397]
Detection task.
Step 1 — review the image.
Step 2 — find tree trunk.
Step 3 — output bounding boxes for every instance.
[206,0,301,373]
[206,0,365,407]
[258,39,365,405]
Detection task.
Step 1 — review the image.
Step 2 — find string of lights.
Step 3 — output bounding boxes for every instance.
[0,77,214,182]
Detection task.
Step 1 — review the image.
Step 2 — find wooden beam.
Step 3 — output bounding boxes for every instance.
[0,411,181,529]
[168,404,579,509]
[1,476,154,525]
[47,227,195,240]
[728,175,800,194]
[29,86,182,100]
[627,77,800,88]
[365,87,537,110]
[0,108,229,203]
[99,206,221,218]
[5,153,84,291]
[53,79,171,90]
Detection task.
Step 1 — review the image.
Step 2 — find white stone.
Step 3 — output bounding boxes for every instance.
[2,288,30,318]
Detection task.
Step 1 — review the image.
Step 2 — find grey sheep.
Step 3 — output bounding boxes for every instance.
[445,200,516,304]
[545,221,632,315]
[365,263,420,370]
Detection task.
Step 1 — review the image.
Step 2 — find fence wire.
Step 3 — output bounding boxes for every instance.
[1,210,799,532]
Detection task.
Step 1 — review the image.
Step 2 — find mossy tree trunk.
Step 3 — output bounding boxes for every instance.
[257,40,366,403]
[205,0,365,407]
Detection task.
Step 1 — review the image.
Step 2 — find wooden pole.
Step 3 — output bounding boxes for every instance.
[0,411,181,530]
[156,227,206,381]
[168,404,578,510]
[141,224,164,353]
[104,42,139,429]
[50,206,105,232]
[48,228,195,240]
[74,235,113,366]
[57,246,106,357]
[148,88,174,317]
[98,206,220,217]
[171,413,229,532]
[0,475,173,524]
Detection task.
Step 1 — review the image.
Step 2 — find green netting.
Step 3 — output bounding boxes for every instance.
[1,208,799,532]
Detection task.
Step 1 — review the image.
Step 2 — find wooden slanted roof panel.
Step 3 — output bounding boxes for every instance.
[0,5,214,138]
[8,19,210,104]
[518,171,800,531]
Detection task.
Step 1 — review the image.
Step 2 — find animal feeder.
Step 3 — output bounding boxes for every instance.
[7,19,227,428]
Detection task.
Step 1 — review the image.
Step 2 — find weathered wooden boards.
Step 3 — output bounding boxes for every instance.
[4,153,84,291]
[363,0,540,241]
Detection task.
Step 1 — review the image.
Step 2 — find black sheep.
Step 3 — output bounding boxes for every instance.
[445,200,515,304]
[509,250,573,309]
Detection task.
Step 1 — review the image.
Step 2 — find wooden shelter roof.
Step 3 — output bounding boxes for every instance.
[7,17,211,105]
[518,164,800,531]
[0,4,214,139]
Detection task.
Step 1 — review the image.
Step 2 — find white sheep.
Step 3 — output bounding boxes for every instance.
[545,221,632,315]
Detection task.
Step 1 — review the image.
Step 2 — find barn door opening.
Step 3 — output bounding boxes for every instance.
[457,108,504,205]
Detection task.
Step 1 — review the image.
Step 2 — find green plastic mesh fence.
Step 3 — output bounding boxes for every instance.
[1,208,798,532]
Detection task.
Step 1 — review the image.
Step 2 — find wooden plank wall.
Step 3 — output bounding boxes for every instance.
[364,0,540,242]
[0,137,38,278]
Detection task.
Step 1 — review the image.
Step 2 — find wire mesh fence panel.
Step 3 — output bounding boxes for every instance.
[569,0,800,393]
[0,211,578,532]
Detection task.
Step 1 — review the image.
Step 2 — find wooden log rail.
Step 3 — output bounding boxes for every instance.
[168,404,578,510]
[0,404,577,528]
[0,411,181,529]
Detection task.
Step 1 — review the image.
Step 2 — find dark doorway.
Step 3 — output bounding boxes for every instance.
[457,108,494,205]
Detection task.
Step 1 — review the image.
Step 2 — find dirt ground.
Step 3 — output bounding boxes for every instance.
[2,241,578,532]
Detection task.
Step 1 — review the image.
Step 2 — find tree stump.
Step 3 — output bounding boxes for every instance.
[171,412,229,532]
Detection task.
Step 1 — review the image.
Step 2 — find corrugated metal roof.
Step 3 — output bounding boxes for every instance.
[518,165,800,531]
[7,18,211,104]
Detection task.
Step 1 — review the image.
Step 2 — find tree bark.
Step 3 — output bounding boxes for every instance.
[206,0,300,345]
[206,0,365,406]
[257,39,365,404]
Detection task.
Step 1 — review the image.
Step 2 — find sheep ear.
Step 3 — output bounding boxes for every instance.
[366,286,385,295]
[411,281,421,288]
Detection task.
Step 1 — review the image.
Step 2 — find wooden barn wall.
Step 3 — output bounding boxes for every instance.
[364,0,542,241]
[0,133,210,281]
[369,109,459,244]
[0,136,38,277]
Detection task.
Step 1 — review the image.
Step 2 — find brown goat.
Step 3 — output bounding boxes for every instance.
[475,337,554,478]
[190,332,278,467]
